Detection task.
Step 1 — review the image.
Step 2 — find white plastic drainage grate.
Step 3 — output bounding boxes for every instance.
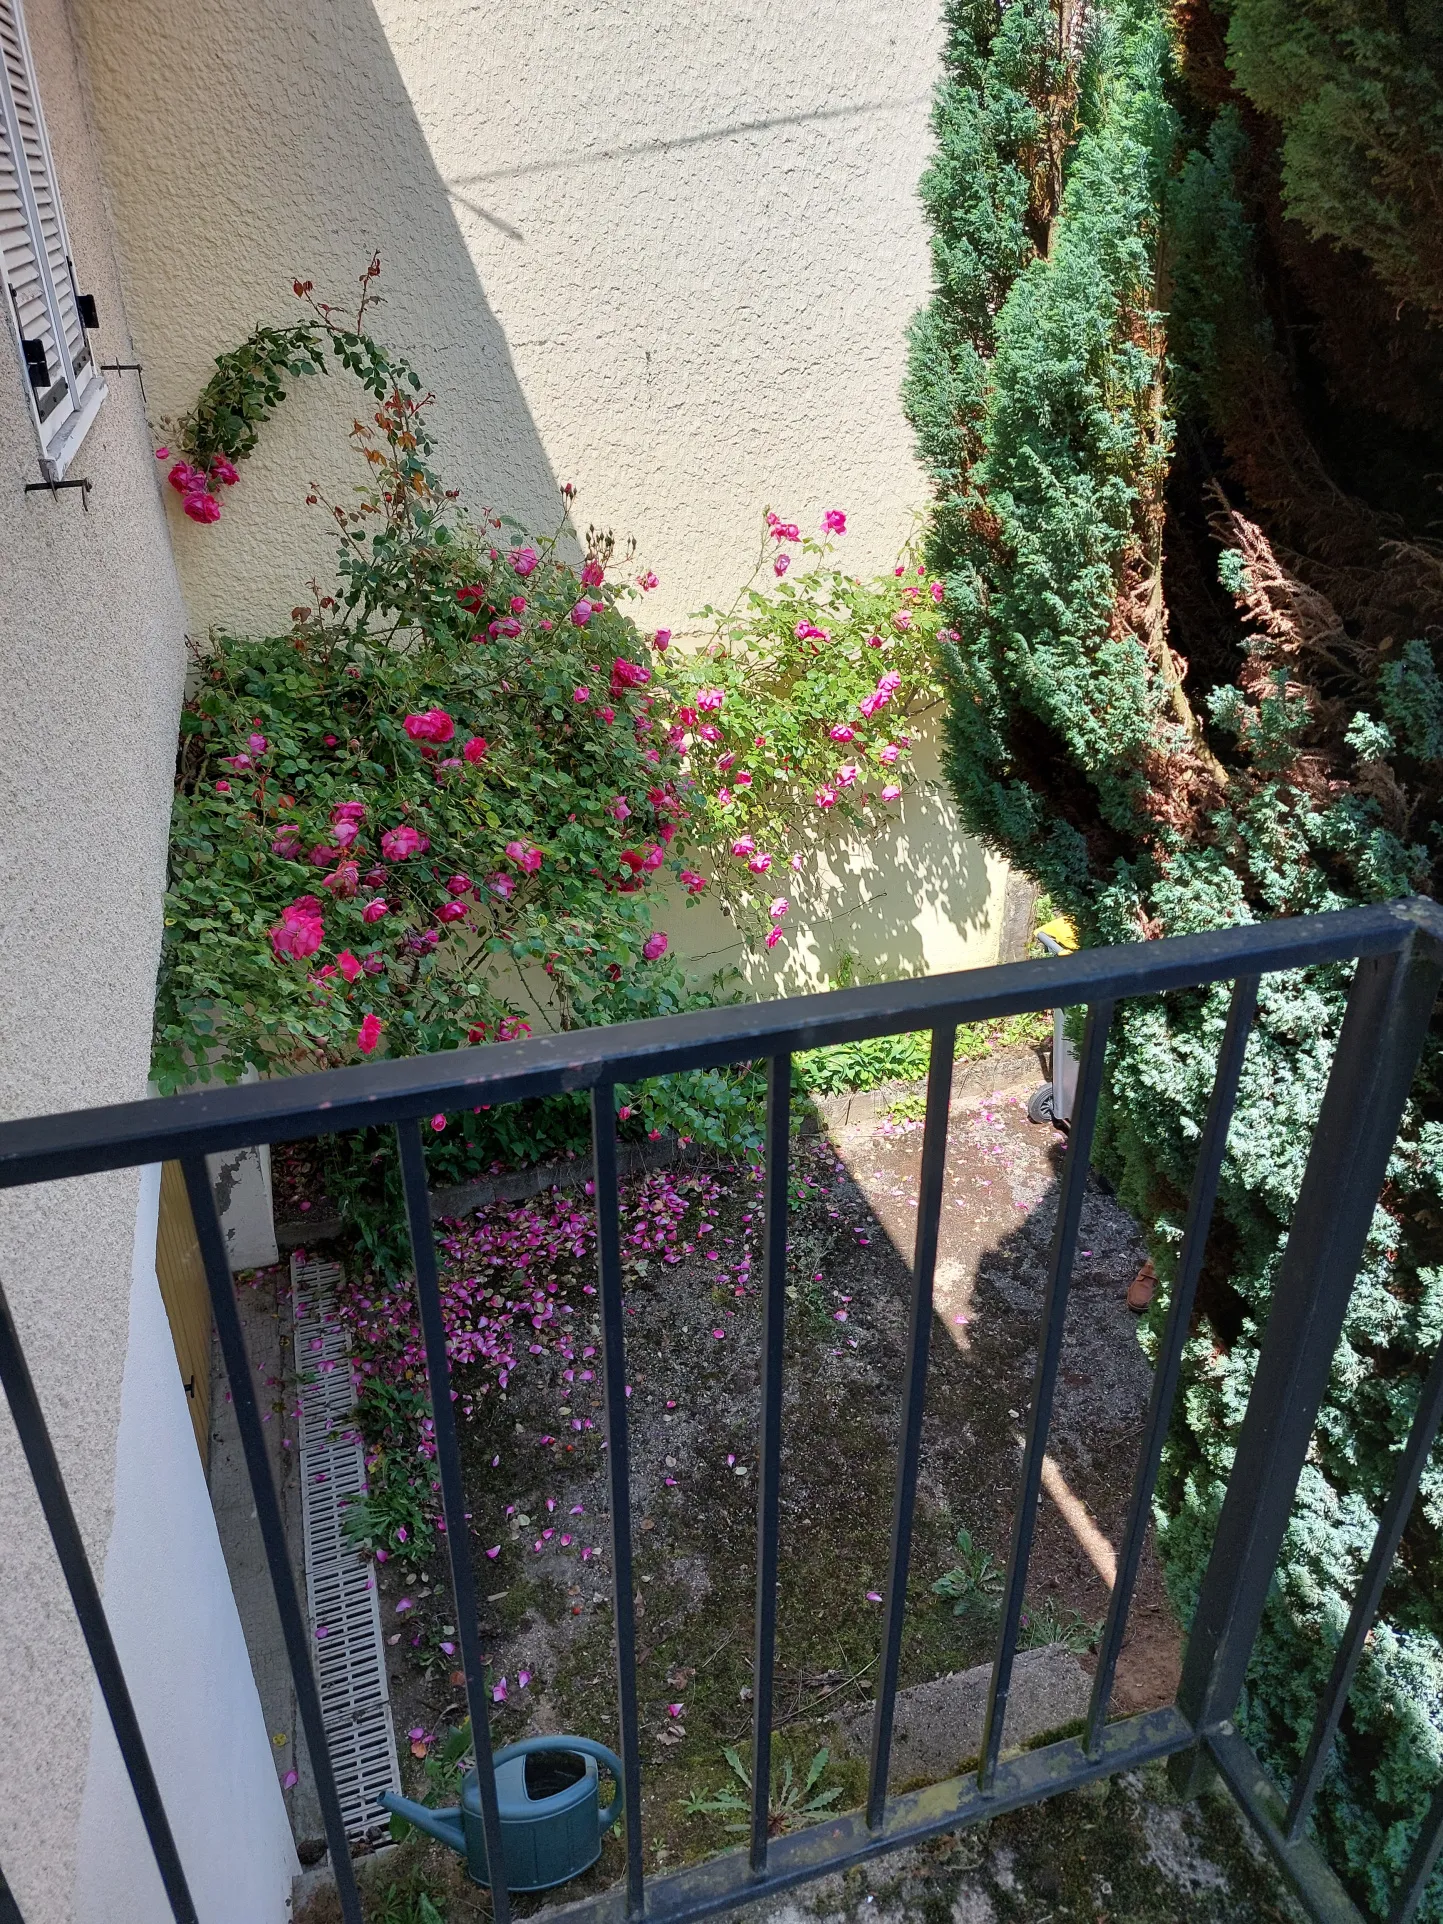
[292,1254,401,1843]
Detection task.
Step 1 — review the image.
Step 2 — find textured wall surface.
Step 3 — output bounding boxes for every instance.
[0,1,290,1914]
[671,728,1006,989]
[72,0,1006,985]
[72,0,944,643]
[74,1168,298,1924]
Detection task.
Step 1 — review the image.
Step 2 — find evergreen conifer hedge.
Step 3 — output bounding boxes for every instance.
[907,0,1443,1910]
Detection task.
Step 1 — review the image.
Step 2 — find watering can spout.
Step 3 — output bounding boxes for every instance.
[378,1790,466,1854]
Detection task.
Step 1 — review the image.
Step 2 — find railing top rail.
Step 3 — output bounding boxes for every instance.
[2,898,1437,1191]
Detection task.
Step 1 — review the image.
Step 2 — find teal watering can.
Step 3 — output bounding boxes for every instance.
[379,1735,623,1891]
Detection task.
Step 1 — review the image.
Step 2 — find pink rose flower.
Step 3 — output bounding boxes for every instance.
[331,801,365,824]
[362,899,389,924]
[509,596,527,614]
[210,456,240,487]
[357,1013,383,1055]
[765,927,783,948]
[747,852,773,874]
[337,950,362,983]
[610,796,631,821]
[610,657,651,693]
[488,615,522,639]
[822,508,847,534]
[581,559,605,589]
[642,931,669,960]
[931,580,945,602]
[248,733,268,754]
[637,570,659,591]
[403,709,455,743]
[680,870,707,894]
[829,724,855,742]
[653,629,671,651]
[510,546,539,576]
[734,772,753,788]
[271,826,303,859]
[487,872,515,899]
[769,897,789,920]
[730,836,756,857]
[774,554,790,577]
[679,706,698,728]
[183,491,222,524]
[600,706,615,724]
[881,784,902,801]
[437,901,468,922]
[167,461,203,493]
[815,786,837,810]
[220,753,253,772]
[381,825,425,860]
[698,723,721,743]
[445,874,473,895]
[770,522,800,543]
[696,688,724,712]
[463,736,488,763]
[837,764,859,787]
[505,840,543,874]
[893,610,913,631]
[574,686,590,702]
[879,742,900,763]
[323,861,360,897]
[270,895,325,961]
[570,599,594,627]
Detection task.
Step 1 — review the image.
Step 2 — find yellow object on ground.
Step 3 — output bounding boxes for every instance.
[1036,916,1079,953]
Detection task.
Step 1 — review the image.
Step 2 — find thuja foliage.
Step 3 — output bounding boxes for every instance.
[907,0,1443,1910]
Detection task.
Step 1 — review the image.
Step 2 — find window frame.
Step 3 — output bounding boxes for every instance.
[0,0,105,479]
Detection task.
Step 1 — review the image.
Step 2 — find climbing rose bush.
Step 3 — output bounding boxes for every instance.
[157,274,952,1187]
[666,513,945,945]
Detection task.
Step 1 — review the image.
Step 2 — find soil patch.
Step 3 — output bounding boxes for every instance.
[291,1052,1197,1920]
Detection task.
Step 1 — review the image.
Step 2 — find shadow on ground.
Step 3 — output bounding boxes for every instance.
[293,1045,1303,1923]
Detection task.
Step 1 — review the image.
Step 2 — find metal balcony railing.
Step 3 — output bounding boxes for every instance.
[4,899,1443,1924]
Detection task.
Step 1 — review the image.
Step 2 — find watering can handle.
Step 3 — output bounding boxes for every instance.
[491,1735,625,1832]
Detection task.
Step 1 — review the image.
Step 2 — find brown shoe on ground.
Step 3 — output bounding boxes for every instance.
[1126,1260,1156,1314]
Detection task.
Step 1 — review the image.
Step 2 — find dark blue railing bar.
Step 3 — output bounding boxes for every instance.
[396,1121,511,1921]
[591,1085,646,1918]
[1391,1776,1443,1924]
[0,1282,199,1924]
[866,1024,957,1827]
[1285,1332,1443,1844]
[1172,938,1443,1793]
[2,902,1435,1192]
[1206,1726,1367,1924]
[749,1054,791,1873]
[979,1002,1115,1792]
[180,1156,364,1924]
[1086,974,1259,1752]
[0,1861,26,1924]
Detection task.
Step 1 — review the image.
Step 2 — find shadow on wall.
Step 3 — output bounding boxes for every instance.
[671,726,1007,996]
[72,0,563,638]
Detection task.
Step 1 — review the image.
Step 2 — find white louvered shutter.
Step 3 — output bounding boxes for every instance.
[0,0,103,475]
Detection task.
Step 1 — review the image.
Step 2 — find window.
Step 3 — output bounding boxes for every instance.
[0,0,103,478]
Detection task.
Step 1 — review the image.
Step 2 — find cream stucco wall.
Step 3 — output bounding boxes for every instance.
[670,726,1007,992]
[72,0,945,645]
[0,1,291,1914]
[71,0,1007,984]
